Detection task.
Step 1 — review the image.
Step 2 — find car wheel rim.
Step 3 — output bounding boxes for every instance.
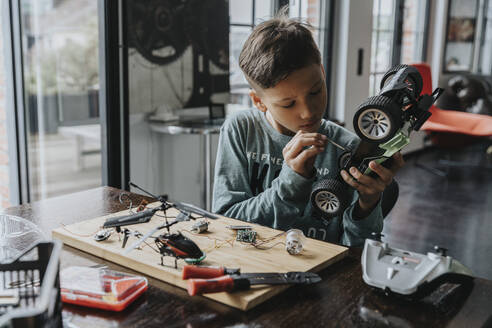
[315,191,340,214]
[357,108,391,140]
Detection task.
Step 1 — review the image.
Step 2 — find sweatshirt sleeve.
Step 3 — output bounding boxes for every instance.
[212,120,314,229]
[340,187,384,246]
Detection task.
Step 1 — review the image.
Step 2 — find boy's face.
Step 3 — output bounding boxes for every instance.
[250,63,327,136]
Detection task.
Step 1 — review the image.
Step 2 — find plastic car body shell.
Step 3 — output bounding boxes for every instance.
[361,239,473,296]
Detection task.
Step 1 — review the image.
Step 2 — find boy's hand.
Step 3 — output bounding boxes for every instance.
[283,131,327,178]
[341,152,405,217]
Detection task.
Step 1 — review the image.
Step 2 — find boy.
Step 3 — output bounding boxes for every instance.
[213,14,404,246]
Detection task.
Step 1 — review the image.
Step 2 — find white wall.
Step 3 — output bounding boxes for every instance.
[331,0,374,125]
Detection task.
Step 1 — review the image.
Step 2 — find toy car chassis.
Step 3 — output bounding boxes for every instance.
[361,238,473,299]
[311,64,443,220]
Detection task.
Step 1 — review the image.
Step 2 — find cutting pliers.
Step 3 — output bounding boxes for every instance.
[182,265,321,296]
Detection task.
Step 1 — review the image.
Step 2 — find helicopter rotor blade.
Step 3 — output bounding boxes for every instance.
[172,201,219,220]
[123,224,161,255]
[103,207,158,228]
[122,219,181,255]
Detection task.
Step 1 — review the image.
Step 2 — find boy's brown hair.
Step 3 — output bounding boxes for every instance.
[239,9,321,90]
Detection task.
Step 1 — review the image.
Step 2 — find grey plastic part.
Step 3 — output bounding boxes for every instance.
[361,239,473,295]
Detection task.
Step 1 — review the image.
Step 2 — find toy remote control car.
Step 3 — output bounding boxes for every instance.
[361,237,473,299]
[311,64,443,220]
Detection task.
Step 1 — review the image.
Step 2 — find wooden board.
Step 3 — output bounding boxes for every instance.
[52,203,348,310]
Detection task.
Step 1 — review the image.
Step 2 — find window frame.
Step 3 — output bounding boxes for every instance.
[476,0,492,74]
[370,0,431,95]
[2,0,27,204]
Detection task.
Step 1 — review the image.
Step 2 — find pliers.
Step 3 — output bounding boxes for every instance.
[182,265,321,296]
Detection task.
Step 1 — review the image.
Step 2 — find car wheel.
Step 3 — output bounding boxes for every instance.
[338,150,353,170]
[353,95,402,143]
[311,178,350,218]
[380,64,423,98]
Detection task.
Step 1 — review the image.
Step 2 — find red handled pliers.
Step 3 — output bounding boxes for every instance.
[182,265,321,296]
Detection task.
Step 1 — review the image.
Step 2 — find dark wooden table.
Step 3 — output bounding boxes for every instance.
[3,187,492,327]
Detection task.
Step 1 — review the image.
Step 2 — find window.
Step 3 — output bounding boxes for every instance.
[289,0,322,49]
[229,0,274,106]
[401,0,429,64]
[370,0,429,95]
[370,0,397,96]
[5,0,102,203]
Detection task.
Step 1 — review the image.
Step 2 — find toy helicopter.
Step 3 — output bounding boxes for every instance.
[95,182,215,268]
[311,64,443,220]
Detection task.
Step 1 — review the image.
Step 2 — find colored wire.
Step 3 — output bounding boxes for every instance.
[119,192,134,213]
[248,231,286,249]
[252,241,285,250]
[180,229,235,253]
[60,223,99,237]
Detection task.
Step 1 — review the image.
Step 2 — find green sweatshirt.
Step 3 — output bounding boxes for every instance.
[212,109,383,246]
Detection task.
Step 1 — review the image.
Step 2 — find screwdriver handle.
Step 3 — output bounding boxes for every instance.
[187,276,250,296]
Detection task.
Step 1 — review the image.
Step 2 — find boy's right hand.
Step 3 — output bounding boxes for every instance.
[282,131,327,178]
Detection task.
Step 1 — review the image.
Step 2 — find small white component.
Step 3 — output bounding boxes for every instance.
[386,267,398,280]
[391,256,406,265]
[285,229,305,255]
[191,220,209,233]
[94,229,112,242]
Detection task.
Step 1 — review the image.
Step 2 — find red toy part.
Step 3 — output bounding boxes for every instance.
[413,63,492,137]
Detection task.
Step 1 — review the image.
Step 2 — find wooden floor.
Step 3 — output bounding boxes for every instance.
[383,140,492,280]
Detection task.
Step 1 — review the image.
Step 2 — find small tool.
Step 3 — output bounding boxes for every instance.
[226,225,253,230]
[182,265,321,296]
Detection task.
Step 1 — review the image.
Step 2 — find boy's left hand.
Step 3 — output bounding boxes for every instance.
[340,152,405,216]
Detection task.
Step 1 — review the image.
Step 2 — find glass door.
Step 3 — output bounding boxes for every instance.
[17,0,102,201]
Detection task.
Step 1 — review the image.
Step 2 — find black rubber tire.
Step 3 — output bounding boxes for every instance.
[338,151,353,170]
[311,178,351,219]
[380,64,423,98]
[353,95,402,143]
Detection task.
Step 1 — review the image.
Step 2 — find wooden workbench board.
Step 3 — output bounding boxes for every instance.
[52,202,348,310]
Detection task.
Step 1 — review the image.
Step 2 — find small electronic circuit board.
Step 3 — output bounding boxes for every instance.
[236,229,257,243]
